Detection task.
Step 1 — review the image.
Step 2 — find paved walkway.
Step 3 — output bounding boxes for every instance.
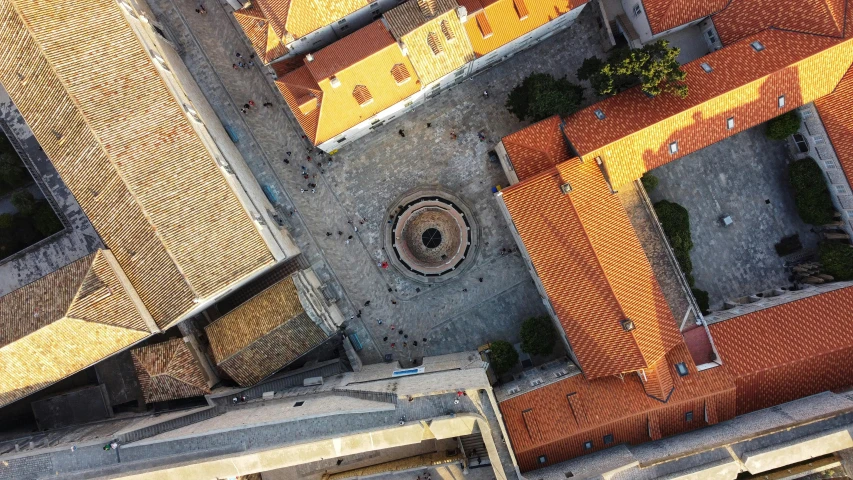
[146,0,606,365]
[648,125,820,309]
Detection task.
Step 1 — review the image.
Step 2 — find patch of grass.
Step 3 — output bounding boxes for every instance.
[789,157,835,225]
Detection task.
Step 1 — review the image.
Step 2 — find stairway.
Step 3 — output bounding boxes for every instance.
[459,430,490,468]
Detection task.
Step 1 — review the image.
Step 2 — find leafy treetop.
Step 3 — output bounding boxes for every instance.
[583,41,687,99]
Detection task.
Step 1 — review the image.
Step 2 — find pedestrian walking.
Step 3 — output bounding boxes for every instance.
[450,131,457,140]
[232,64,239,69]
[282,158,289,164]
[364,300,370,306]
[398,129,406,137]
[199,4,207,14]
[326,232,332,236]
[311,188,316,193]
[248,100,255,107]
[338,231,343,235]
[286,151,292,156]
[479,277,483,282]
[243,103,250,110]
[236,52,242,58]
[240,108,247,114]
[483,90,489,97]
[250,53,255,60]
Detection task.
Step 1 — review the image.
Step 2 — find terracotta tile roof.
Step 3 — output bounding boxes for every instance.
[709,285,853,415]
[277,21,421,145]
[233,3,288,64]
[462,0,585,58]
[385,1,475,86]
[501,159,681,379]
[0,251,152,407]
[815,63,853,186]
[641,0,728,35]
[713,0,847,45]
[501,116,573,182]
[562,29,853,189]
[500,343,736,471]
[131,338,210,403]
[0,0,276,327]
[205,276,329,386]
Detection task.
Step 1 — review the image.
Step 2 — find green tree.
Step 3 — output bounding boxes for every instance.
[789,157,834,225]
[765,111,801,140]
[11,189,36,216]
[488,340,519,375]
[576,56,605,82]
[654,199,696,286]
[520,316,556,356]
[0,149,27,189]
[506,73,585,122]
[589,41,687,98]
[0,213,12,229]
[819,241,853,281]
[32,202,62,236]
[641,173,659,192]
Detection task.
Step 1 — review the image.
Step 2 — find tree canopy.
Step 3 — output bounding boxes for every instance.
[583,41,687,98]
[520,316,556,356]
[488,340,519,375]
[506,72,584,122]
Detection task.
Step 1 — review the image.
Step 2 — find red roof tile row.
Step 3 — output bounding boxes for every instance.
[642,0,727,35]
[815,63,853,187]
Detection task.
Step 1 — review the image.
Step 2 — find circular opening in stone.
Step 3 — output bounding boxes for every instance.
[421,228,442,248]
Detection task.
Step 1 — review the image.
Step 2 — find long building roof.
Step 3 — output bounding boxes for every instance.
[501,158,682,379]
[0,0,275,327]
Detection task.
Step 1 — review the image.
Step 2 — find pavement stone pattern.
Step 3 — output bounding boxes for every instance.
[648,125,819,309]
[0,85,101,296]
[146,0,608,365]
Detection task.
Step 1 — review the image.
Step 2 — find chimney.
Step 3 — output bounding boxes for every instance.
[306,53,314,62]
[457,5,467,22]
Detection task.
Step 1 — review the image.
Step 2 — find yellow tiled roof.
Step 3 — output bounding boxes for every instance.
[385,0,475,86]
[277,21,422,145]
[463,0,583,57]
[205,276,328,386]
[234,4,288,64]
[0,0,275,326]
[0,251,152,407]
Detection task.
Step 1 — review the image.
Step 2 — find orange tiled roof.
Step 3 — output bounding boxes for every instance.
[131,338,211,404]
[0,251,153,407]
[815,63,853,186]
[462,0,586,58]
[277,21,421,145]
[501,116,573,182]
[709,285,853,415]
[713,0,847,45]
[500,343,735,471]
[501,158,681,379]
[640,0,727,34]
[234,3,288,64]
[562,29,853,189]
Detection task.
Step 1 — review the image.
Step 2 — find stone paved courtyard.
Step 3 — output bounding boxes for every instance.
[648,124,820,310]
[146,0,606,365]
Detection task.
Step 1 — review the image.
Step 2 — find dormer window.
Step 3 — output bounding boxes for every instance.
[391,64,411,85]
[513,0,529,20]
[440,20,455,41]
[353,85,373,106]
[427,32,444,55]
[778,95,786,108]
[726,117,735,130]
[669,141,678,154]
[476,12,493,38]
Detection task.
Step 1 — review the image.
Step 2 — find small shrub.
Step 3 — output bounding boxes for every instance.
[488,340,519,375]
[640,173,659,192]
[819,241,853,281]
[765,110,801,140]
[789,157,834,225]
[774,234,803,257]
[520,316,556,356]
[11,189,36,216]
[32,202,62,237]
[691,288,710,315]
[576,56,605,82]
[654,200,696,284]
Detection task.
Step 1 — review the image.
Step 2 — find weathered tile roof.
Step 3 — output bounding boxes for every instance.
[131,338,210,404]
[501,116,573,182]
[641,0,728,35]
[205,276,329,386]
[501,158,681,379]
[277,21,421,145]
[709,285,853,415]
[815,63,853,186]
[385,0,475,86]
[0,251,152,407]
[462,0,586,58]
[562,29,853,189]
[0,0,276,327]
[713,0,847,45]
[500,343,736,471]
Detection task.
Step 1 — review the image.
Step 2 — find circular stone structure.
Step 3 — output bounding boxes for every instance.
[383,187,479,284]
